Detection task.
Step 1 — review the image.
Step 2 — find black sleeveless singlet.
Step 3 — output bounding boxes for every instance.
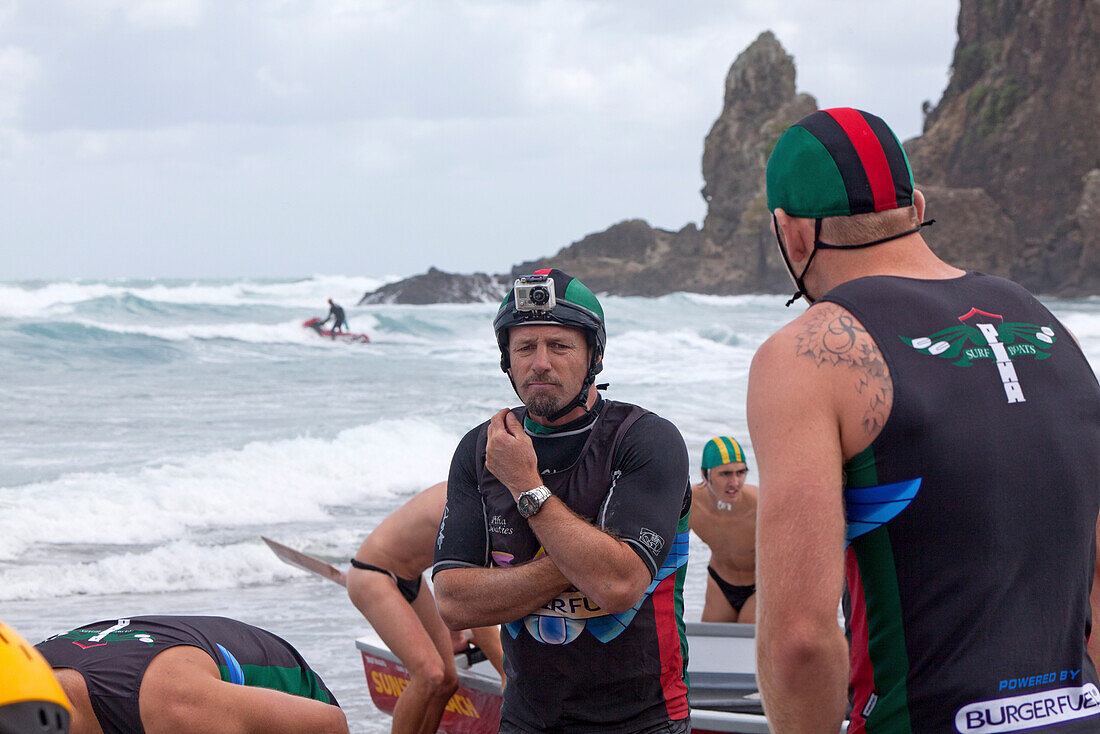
[36,615,337,734]
[820,272,1100,734]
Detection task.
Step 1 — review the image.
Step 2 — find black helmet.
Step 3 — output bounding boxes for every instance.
[493,269,606,421]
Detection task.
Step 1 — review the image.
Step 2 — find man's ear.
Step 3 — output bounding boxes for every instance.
[774,208,814,265]
[913,189,926,222]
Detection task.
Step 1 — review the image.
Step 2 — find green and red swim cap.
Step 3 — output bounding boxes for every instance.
[766,107,914,219]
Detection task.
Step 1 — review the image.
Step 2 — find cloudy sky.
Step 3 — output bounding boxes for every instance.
[0,0,959,280]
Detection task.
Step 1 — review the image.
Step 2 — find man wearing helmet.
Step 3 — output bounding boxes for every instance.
[0,620,70,734]
[33,615,347,734]
[748,107,1100,733]
[690,436,757,623]
[433,269,692,733]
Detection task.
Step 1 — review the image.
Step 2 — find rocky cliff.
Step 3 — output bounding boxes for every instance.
[361,2,1099,304]
[907,0,1100,293]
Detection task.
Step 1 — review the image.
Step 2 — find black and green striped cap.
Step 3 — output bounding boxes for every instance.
[766,108,914,219]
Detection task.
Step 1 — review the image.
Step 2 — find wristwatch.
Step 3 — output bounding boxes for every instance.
[516,485,553,518]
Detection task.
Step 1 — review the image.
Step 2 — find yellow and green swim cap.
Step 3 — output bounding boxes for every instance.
[702,436,747,470]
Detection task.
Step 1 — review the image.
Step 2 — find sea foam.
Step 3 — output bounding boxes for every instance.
[0,418,458,567]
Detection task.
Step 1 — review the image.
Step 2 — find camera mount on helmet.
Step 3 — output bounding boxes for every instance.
[493,269,606,423]
[513,274,556,313]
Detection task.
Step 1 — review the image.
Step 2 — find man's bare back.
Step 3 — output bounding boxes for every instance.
[347,482,505,734]
[355,481,447,579]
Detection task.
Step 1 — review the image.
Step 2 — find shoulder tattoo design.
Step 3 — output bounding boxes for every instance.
[795,304,892,435]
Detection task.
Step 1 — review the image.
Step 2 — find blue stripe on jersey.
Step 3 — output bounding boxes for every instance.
[845,478,922,542]
[509,529,691,645]
[587,528,690,643]
[217,643,245,685]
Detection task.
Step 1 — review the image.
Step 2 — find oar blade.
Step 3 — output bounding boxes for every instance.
[262,536,348,587]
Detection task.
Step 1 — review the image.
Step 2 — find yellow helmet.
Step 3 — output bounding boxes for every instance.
[0,620,70,734]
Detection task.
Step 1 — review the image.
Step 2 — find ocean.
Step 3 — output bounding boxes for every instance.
[2,276,1098,732]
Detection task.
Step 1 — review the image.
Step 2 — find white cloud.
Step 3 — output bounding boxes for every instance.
[0,126,29,162]
[0,45,39,122]
[59,0,203,29]
[0,0,17,30]
[256,0,410,40]
[47,126,203,163]
[256,66,305,98]
[0,0,962,278]
[123,0,204,28]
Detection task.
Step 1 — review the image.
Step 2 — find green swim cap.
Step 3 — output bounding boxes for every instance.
[702,436,747,470]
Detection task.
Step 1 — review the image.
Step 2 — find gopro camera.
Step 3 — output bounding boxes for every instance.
[513,275,556,312]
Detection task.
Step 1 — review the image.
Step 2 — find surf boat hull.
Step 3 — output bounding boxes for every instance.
[355,622,790,734]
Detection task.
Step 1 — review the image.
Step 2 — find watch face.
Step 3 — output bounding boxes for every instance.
[518,494,536,517]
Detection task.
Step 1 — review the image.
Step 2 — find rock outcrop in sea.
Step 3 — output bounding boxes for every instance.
[360,0,1100,304]
[358,267,509,305]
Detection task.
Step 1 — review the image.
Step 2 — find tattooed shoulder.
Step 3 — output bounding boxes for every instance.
[795,302,893,436]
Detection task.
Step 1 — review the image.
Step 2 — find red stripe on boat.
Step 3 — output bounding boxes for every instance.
[827,108,897,212]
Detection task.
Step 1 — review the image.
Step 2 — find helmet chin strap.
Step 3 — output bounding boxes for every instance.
[542,371,598,423]
[508,355,604,425]
[775,214,936,307]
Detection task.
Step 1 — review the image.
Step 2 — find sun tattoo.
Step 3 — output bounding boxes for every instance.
[795,304,893,436]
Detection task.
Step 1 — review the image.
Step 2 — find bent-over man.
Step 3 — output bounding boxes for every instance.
[36,615,348,734]
[347,481,504,734]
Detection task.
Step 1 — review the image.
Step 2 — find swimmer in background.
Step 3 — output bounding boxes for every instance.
[690,436,757,623]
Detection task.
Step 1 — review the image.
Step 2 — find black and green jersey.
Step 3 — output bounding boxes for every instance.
[36,615,337,734]
[434,398,692,733]
[821,272,1100,734]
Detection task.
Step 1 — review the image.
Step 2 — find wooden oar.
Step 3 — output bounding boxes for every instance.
[261,536,347,587]
[262,536,490,667]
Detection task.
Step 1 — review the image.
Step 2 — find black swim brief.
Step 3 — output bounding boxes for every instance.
[350,558,423,603]
[707,565,755,612]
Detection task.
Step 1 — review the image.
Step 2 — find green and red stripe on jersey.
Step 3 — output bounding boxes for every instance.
[845,446,915,734]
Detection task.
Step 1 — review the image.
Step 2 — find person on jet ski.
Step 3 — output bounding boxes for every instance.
[319,299,348,338]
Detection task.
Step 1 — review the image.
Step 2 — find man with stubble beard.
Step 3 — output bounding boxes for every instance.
[433,269,693,734]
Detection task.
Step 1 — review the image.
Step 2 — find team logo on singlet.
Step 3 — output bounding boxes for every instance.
[47,619,156,649]
[900,309,1056,405]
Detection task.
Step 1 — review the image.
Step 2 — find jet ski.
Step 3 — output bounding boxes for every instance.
[302,317,371,343]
